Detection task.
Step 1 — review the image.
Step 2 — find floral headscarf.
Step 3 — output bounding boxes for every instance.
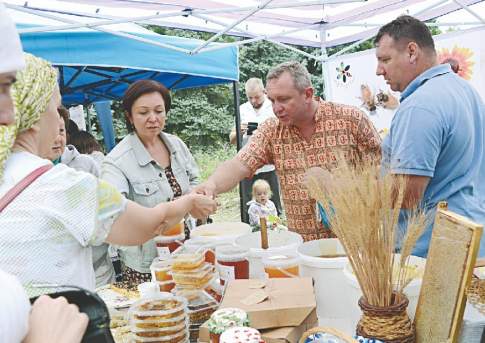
[0,53,58,182]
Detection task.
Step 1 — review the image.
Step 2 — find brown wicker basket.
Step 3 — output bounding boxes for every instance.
[356,292,415,343]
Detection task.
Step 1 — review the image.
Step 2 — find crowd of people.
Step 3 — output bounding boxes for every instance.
[1,2,484,342]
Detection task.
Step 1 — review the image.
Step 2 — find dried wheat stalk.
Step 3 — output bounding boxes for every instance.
[305,159,427,307]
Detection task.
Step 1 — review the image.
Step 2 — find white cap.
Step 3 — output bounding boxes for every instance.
[0,3,25,73]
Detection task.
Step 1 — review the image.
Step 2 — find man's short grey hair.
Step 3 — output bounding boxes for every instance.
[245,78,264,92]
[266,61,312,92]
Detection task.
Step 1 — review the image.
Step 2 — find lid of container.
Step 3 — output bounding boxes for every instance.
[150,258,172,271]
[207,308,249,334]
[192,222,251,239]
[129,295,187,317]
[171,252,205,267]
[154,233,185,244]
[172,289,218,311]
[216,245,249,262]
[262,254,299,269]
[220,327,263,343]
[130,321,187,334]
[129,329,188,342]
[171,276,215,292]
[170,262,214,277]
[131,313,187,325]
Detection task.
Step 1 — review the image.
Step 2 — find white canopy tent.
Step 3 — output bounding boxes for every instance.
[5,0,485,97]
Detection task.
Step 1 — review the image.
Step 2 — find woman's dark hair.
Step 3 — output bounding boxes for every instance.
[122,80,172,133]
[58,105,70,123]
[374,15,435,53]
[69,130,103,154]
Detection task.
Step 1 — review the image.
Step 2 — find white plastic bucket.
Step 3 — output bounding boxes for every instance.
[297,238,352,333]
[191,222,251,246]
[343,254,426,334]
[234,231,303,278]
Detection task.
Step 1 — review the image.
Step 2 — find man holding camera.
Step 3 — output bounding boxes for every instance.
[229,78,283,221]
[198,62,380,241]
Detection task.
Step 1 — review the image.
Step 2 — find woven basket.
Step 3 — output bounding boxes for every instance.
[356,292,415,343]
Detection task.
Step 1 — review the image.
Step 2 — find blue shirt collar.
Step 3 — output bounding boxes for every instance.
[400,64,453,102]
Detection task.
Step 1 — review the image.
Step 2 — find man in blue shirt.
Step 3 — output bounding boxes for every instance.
[375,15,485,257]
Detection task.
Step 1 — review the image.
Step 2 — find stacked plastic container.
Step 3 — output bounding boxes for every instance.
[169,252,218,342]
[173,289,218,342]
[129,295,189,343]
[170,252,214,289]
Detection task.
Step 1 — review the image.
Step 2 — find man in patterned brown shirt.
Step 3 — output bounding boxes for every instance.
[195,61,381,241]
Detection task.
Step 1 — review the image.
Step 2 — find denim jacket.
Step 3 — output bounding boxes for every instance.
[101,132,199,272]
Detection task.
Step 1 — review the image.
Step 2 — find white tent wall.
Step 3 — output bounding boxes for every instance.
[326,26,485,132]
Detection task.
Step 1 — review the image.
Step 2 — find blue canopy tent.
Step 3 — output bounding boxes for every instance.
[9,5,239,151]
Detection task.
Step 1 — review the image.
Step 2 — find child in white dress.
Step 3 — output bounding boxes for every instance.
[247,179,278,228]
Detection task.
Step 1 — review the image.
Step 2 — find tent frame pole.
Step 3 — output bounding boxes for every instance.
[453,0,485,23]
[191,0,275,54]
[232,81,246,222]
[8,4,192,54]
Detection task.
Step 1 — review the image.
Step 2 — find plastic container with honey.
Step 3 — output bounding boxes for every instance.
[151,258,173,282]
[163,220,185,236]
[215,246,249,285]
[172,289,218,325]
[130,329,188,343]
[131,322,187,338]
[154,233,185,260]
[157,280,176,293]
[171,252,205,271]
[129,295,187,324]
[183,238,216,264]
[262,254,300,278]
[170,263,214,287]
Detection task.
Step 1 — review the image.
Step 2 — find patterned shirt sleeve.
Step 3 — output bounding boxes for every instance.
[90,179,128,246]
[354,108,382,161]
[237,118,276,175]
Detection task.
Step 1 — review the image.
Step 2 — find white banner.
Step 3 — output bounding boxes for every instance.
[326,26,485,132]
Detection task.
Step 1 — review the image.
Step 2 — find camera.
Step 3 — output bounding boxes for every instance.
[246,122,258,136]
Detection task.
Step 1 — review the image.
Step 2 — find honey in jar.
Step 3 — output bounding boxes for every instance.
[216,246,249,286]
[164,220,184,236]
[263,254,299,278]
[153,233,185,260]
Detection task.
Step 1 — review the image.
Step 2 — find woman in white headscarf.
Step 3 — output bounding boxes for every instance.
[0,52,216,298]
[0,5,90,343]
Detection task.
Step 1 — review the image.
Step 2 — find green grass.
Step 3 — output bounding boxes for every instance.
[194,145,241,222]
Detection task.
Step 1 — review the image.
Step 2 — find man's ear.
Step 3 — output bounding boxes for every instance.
[407,41,418,64]
[304,87,314,101]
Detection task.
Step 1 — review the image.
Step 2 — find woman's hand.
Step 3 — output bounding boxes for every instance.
[23,295,88,343]
[188,193,218,219]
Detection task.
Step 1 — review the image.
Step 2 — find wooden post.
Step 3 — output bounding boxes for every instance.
[260,217,269,249]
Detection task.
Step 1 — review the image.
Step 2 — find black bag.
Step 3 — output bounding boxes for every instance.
[30,285,115,343]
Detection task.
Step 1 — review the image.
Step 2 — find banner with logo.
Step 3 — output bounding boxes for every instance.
[326,26,485,132]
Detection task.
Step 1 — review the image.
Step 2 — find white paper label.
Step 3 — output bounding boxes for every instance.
[157,246,171,260]
[217,263,235,282]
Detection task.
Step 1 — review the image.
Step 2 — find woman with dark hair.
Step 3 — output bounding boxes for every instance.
[102,80,200,289]
[70,130,104,167]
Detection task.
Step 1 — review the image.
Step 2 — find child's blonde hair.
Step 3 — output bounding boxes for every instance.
[252,179,272,199]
